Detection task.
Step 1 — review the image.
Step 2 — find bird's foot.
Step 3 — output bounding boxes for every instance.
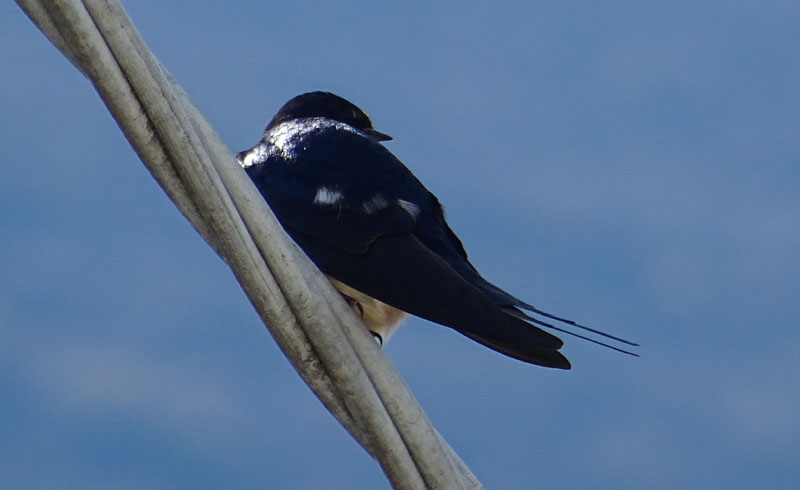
[340,292,383,347]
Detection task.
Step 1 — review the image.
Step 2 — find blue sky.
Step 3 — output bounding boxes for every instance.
[2,1,799,489]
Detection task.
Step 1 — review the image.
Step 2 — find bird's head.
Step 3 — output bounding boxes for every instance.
[265,91,392,141]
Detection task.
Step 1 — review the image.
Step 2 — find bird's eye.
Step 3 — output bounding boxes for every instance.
[348,107,360,120]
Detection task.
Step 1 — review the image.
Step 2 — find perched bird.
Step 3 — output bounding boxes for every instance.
[237,91,637,369]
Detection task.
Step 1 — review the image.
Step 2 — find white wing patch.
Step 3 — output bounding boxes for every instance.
[396,199,420,218]
[314,186,344,206]
[362,193,389,214]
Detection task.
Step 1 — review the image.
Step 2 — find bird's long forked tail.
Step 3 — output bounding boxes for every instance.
[504,303,640,357]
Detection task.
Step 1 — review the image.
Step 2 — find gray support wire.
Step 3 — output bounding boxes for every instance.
[16,1,484,489]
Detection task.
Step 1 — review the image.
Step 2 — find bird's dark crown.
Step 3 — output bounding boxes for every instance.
[265,91,391,141]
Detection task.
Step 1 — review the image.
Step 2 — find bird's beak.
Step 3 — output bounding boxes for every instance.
[365,128,392,141]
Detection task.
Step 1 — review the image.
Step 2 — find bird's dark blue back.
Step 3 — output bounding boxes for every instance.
[245,119,467,261]
[241,113,572,368]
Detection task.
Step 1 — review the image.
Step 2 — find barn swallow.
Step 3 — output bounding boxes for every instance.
[237,91,637,369]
